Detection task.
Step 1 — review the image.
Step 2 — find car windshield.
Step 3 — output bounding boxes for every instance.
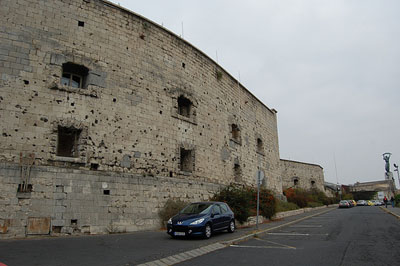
[180,203,213,214]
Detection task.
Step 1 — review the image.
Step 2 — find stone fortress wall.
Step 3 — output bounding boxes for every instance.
[0,0,323,238]
[280,159,325,192]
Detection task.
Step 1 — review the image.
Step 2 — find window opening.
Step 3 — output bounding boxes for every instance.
[311,181,315,187]
[294,178,299,186]
[257,138,263,153]
[57,126,82,157]
[234,163,241,182]
[180,148,193,172]
[103,189,110,195]
[61,62,89,88]
[231,124,240,141]
[178,95,192,118]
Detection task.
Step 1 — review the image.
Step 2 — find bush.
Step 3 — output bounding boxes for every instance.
[395,194,400,207]
[256,187,277,219]
[211,184,252,224]
[276,200,299,212]
[211,184,277,223]
[158,199,187,227]
[284,188,337,208]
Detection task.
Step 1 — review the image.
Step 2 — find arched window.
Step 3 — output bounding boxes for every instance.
[294,178,299,186]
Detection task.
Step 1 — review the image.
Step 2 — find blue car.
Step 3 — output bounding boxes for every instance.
[167,201,235,239]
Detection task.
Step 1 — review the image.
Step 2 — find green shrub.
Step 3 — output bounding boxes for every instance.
[256,187,277,219]
[276,200,299,212]
[158,199,187,227]
[211,184,253,224]
[284,188,337,208]
[211,184,277,223]
[395,194,400,207]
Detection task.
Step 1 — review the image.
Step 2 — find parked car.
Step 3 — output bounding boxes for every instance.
[349,200,357,206]
[167,201,235,239]
[371,200,382,206]
[339,200,351,208]
[367,200,374,206]
[346,200,354,207]
[357,200,366,206]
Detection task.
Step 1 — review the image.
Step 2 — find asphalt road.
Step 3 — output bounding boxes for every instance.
[1,206,398,266]
[177,206,400,266]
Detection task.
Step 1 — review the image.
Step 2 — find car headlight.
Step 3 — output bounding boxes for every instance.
[167,218,172,224]
[190,218,204,225]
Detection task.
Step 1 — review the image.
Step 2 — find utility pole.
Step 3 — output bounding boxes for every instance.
[394,163,399,189]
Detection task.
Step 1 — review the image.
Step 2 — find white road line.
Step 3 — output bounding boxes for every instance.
[267,232,329,236]
[230,244,296,250]
[267,232,310,236]
[289,225,322,228]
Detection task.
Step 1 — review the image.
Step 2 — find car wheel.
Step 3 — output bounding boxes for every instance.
[228,220,235,233]
[204,224,212,239]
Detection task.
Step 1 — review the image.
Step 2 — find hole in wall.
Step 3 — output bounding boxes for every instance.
[78,21,84,27]
[52,226,62,233]
[103,189,110,195]
[71,219,78,225]
[90,163,99,170]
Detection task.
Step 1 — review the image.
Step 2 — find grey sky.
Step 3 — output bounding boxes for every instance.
[109,0,400,186]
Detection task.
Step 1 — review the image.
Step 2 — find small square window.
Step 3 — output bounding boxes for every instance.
[57,126,82,157]
[61,63,88,89]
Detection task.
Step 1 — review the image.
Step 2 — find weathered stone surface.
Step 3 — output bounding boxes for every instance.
[0,0,325,239]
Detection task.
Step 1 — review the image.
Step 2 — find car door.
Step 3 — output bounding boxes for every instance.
[218,203,230,229]
[211,204,223,230]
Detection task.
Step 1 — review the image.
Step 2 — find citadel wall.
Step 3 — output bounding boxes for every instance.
[0,0,283,237]
[280,159,325,192]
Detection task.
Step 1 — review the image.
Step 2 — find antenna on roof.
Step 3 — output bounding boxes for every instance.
[181,22,184,38]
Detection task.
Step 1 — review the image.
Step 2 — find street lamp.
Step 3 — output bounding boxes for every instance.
[394,163,400,189]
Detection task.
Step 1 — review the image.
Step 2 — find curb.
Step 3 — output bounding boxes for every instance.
[380,206,400,220]
[137,207,335,266]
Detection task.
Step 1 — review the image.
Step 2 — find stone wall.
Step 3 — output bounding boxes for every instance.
[280,159,325,192]
[0,0,284,238]
[0,162,222,239]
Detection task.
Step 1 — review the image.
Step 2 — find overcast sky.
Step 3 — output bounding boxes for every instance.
[109,0,400,187]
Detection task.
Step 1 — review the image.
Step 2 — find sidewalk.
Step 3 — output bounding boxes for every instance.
[138,206,336,266]
[380,205,400,219]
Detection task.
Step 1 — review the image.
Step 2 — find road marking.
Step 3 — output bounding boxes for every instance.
[139,208,335,265]
[267,232,329,236]
[289,225,322,228]
[231,238,296,250]
[230,244,296,250]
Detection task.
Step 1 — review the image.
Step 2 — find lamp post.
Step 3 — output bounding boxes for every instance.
[394,163,400,189]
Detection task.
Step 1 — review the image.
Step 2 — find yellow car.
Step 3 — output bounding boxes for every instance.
[367,200,374,206]
[350,200,357,206]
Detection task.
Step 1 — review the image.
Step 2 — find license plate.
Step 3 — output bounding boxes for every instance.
[174,232,185,236]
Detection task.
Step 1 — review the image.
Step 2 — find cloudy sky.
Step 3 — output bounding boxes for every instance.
[109,0,400,187]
